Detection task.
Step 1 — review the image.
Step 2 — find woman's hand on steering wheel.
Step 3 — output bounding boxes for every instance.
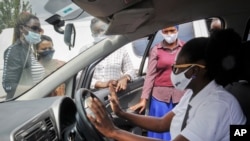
[88,96,118,138]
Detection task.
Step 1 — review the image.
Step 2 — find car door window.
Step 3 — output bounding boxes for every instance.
[132,20,208,76]
[76,19,209,92]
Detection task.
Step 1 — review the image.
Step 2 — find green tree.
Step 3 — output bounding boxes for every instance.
[0,0,31,33]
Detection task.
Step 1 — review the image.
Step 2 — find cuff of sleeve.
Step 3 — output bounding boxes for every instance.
[141,95,149,100]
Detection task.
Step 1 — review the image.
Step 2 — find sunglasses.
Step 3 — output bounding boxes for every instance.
[172,64,206,74]
[23,25,42,32]
[39,47,53,51]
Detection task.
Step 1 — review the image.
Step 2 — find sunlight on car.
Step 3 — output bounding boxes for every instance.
[0,0,95,101]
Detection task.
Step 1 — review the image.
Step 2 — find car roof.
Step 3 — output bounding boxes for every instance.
[72,0,250,39]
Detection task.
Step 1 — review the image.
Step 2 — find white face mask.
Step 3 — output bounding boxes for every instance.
[161,32,178,44]
[24,31,41,44]
[170,66,193,91]
[93,35,107,44]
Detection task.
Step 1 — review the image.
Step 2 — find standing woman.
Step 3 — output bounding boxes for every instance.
[2,12,45,99]
[35,35,65,76]
[130,26,185,140]
[35,35,66,96]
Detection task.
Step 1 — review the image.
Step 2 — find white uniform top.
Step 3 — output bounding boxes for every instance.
[170,80,246,141]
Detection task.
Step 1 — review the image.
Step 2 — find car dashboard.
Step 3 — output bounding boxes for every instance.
[0,96,76,141]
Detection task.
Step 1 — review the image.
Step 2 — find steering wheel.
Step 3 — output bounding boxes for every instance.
[75,88,111,141]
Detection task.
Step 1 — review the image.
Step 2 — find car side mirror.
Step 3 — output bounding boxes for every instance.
[64,23,76,50]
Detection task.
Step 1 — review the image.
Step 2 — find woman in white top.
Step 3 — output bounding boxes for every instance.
[87,29,246,141]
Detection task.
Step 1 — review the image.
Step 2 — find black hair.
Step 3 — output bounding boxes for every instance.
[205,28,242,86]
[178,37,208,64]
[237,41,250,82]
[35,35,53,50]
[179,29,242,86]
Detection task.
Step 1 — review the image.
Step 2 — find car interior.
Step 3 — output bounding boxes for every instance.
[0,0,250,141]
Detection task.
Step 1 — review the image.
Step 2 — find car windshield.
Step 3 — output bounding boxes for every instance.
[0,0,100,101]
[0,0,213,102]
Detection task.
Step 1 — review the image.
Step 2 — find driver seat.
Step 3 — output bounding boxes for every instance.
[225,41,250,125]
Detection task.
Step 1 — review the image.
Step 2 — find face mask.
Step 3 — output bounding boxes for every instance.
[170,66,193,91]
[38,49,55,62]
[24,31,41,44]
[161,32,178,44]
[93,35,107,44]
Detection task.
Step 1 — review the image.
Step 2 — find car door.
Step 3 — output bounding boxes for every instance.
[74,33,157,134]
[74,35,155,112]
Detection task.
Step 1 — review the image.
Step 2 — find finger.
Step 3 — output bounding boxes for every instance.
[87,114,96,124]
[116,83,122,91]
[89,98,106,122]
[129,104,139,110]
[93,98,106,118]
[109,82,115,91]
[109,86,120,107]
[109,85,118,101]
[108,95,115,103]
[139,107,145,114]
[87,115,102,129]
[121,84,126,90]
[109,96,119,105]
[129,105,136,110]
[115,85,119,92]
[112,80,118,85]
[117,86,123,92]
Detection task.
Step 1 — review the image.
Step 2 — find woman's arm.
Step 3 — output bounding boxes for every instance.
[119,109,175,132]
[130,46,159,113]
[109,84,174,132]
[88,97,173,141]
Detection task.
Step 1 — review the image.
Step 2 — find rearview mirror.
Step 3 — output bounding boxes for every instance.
[64,23,76,50]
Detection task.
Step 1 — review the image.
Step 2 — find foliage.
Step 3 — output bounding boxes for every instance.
[0,0,32,33]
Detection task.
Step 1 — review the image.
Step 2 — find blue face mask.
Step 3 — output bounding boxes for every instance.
[24,31,41,44]
[38,49,55,62]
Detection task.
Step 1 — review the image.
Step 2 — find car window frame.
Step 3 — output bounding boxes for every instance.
[75,33,155,91]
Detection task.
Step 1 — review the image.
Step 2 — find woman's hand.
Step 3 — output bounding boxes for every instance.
[88,97,118,138]
[109,83,123,116]
[129,98,147,114]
